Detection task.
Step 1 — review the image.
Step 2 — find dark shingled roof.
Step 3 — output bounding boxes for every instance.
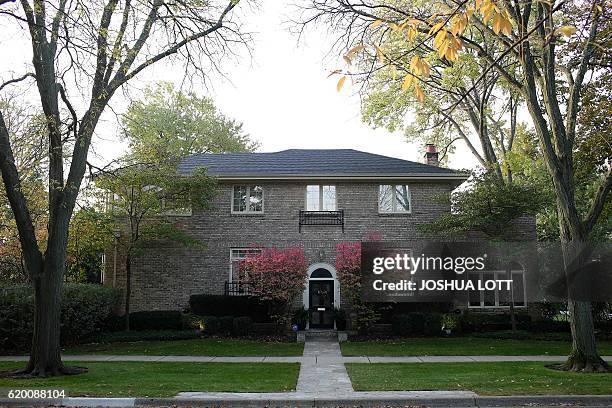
[178,149,465,179]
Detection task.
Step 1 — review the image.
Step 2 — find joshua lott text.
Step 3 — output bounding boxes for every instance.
[373,279,513,292]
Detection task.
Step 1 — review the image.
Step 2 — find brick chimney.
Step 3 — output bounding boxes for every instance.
[424,143,439,166]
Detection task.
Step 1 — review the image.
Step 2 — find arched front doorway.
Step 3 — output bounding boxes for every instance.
[303,263,340,329]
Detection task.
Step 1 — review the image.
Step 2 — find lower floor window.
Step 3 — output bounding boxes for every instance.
[468,270,526,308]
[229,248,262,282]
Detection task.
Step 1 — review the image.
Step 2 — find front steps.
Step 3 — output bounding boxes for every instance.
[297,329,347,342]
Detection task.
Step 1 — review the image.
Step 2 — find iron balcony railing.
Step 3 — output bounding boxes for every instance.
[298,209,344,232]
[225,281,251,296]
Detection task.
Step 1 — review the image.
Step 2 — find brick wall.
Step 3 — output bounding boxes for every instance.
[103,180,535,313]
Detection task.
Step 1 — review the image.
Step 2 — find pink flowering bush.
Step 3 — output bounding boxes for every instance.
[242,246,307,331]
[335,241,362,301]
[335,234,382,333]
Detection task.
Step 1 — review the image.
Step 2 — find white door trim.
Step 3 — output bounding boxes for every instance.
[303,262,340,314]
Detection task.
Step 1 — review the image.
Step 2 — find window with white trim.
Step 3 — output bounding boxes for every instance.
[229,248,262,282]
[232,185,264,213]
[378,185,411,213]
[306,185,336,210]
[468,270,526,308]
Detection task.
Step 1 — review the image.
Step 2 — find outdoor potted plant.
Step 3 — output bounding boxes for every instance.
[442,313,458,335]
[334,308,347,331]
[292,308,309,331]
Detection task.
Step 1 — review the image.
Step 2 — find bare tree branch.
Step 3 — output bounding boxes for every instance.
[0,73,36,92]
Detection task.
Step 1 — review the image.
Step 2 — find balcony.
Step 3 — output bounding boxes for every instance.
[225,281,251,296]
[299,210,344,233]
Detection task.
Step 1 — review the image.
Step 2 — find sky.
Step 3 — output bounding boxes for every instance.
[0,1,479,170]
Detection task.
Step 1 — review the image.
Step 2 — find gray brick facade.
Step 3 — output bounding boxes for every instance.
[103,180,535,313]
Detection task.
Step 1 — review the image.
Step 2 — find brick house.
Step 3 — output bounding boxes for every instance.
[103,147,535,328]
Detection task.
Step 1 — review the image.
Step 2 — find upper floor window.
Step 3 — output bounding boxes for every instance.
[232,185,264,213]
[306,185,336,211]
[379,185,411,213]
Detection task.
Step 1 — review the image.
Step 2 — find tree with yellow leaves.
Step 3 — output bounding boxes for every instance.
[301,0,611,372]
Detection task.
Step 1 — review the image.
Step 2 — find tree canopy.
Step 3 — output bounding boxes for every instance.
[122,83,258,164]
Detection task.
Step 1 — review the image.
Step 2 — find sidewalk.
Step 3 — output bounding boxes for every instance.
[2,339,612,407]
[1,354,610,363]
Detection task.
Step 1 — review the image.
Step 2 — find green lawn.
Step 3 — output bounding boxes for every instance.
[346,362,612,395]
[0,361,299,397]
[341,337,612,356]
[64,338,304,356]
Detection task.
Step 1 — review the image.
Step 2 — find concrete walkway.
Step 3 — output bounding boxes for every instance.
[296,334,353,393]
[1,354,610,363]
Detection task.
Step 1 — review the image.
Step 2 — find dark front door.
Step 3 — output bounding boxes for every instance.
[309,280,334,329]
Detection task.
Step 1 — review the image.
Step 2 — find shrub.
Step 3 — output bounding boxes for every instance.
[458,312,532,333]
[201,316,220,335]
[335,240,381,333]
[241,246,307,331]
[189,295,270,322]
[181,313,205,330]
[596,320,612,334]
[0,284,120,352]
[391,314,412,336]
[232,316,253,336]
[423,313,443,336]
[334,308,347,331]
[532,302,566,320]
[218,316,234,335]
[528,320,570,333]
[89,330,200,343]
[61,284,121,342]
[392,313,442,336]
[0,287,33,352]
[291,308,309,331]
[252,322,277,334]
[128,310,183,331]
[442,313,459,330]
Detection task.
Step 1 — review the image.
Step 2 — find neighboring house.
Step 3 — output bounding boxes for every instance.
[103,147,535,328]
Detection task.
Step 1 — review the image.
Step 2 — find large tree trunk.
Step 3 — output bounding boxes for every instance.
[565,300,607,371]
[124,252,132,331]
[558,216,609,372]
[25,262,63,376]
[16,211,86,377]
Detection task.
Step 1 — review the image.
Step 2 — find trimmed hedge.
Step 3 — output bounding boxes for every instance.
[128,310,183,331]
[252,322,276,334]
[391,313,443,336]
[472,330,571,341]
[0,284,120,352]
[89,329,200,344]
[189,294,271,322]
[196,315,255,336]
[596,320,612,334]
[0,286,33,352]
[219,316,234,336]
[232,316,253,337]
[458,312,532,333]
[528,319,570,333]
[61,284,122,341]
